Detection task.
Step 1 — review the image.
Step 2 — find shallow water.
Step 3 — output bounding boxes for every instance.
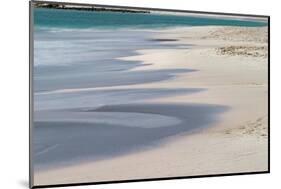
[34,29,192,92]
[34,103,228,171]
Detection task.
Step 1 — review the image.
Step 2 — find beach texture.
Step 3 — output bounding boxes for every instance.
[34,26,268,185]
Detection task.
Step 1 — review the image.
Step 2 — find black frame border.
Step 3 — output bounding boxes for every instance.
[29,1,270,188]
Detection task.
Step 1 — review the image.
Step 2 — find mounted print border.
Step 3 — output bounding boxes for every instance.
[29,1,270,188]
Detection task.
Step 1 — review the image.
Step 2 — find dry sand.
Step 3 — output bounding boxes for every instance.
[34,26,268,185]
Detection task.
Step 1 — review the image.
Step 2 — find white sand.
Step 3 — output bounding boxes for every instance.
[34,26,268,185]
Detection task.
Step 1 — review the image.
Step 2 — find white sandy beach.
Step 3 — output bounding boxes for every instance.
[34,26,268,185]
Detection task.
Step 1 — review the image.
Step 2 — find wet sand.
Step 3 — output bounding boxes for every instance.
[34,26,268,185]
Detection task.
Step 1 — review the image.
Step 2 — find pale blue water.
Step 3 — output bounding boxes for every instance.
[34,8,267,29]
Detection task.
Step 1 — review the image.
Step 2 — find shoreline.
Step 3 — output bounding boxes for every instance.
[34,26,268,185]
[33,2,268,23]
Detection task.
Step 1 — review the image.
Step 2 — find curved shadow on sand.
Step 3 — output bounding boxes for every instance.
[34,103,228,171]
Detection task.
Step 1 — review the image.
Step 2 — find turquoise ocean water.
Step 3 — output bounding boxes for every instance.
[34,8,267,29]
